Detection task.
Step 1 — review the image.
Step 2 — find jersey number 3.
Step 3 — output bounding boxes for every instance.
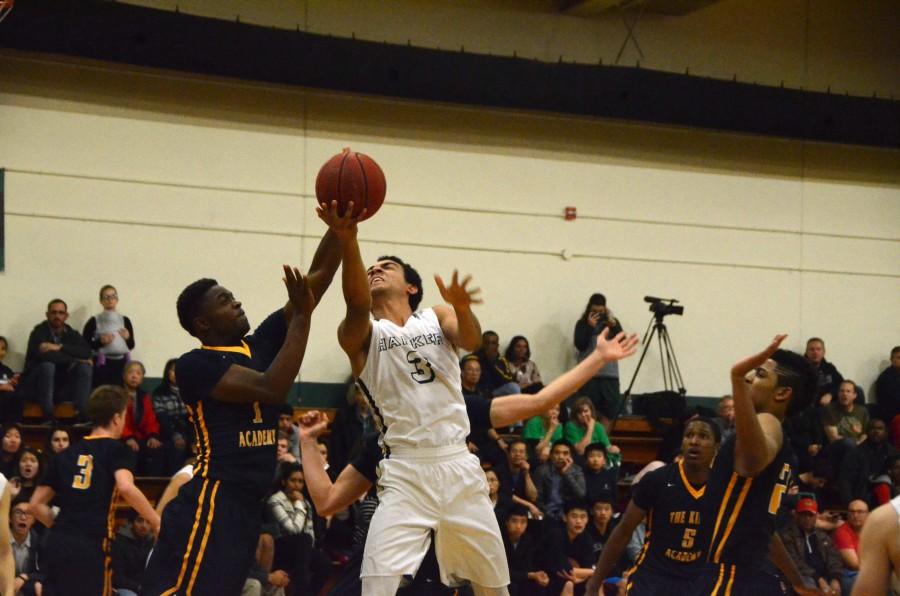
[72,454,94,490]
[406,351,436,384]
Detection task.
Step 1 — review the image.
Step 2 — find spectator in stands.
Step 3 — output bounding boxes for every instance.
[474,331,520,397]
[485,468,512,524]
[586,492,617,560]
[12,447,41,504]
[505,336,543,395]
[805,337,844,406]
[277,404,300,460]
[779,496,844,595]
[785,401,828,477]
[582,443,619,506]
[564,397,620,463]
[9,499,42,596]
[82,285,135,388]
[44,427,70,455]
[716,395,735,443]
[111,511,154,596]
[503,505,549,596]
[328,382,373,476]
[494,438,542,519]
[460,354,485,398]
[276,435,297,465]
[0,337,23,424]
[574,293,625,430]
[834,500,868,594]
[822,380,869,474]
[523,405,563,464]
[839,418,896,505]
[551,499,595,595]
[23,299,92,423]
[0,424,23,480]
[534,439,586,521]
[151,358,191,475]
[871,455,900,506]
[120,361,164,476]
[266,462,330,596]
[876,346,900,441]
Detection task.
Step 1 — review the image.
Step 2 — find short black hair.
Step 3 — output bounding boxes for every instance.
[891,346,900,358]
[590,491,615,507]
[87,385,130,428]
[584,443,608,457]
[551,439,574,452]
[507,504,530,519]
[177,278,218,336]
[278,461,303,486]
[772,349,817,417]
[0,336,6,350]
[685,416,723,444]
[563,499,588,515]
[507,437,527,451]
[47,298,67,312]
[377,256,422,311]
[278,403,294,417]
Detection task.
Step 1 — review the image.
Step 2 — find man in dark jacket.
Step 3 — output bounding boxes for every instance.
[876,346,900,426]
[779,497,844,595]
[23,299,92,422]
[840,418,897,505]
[474,331,520,397]
[805,337,844,406]
[503,506,549,596]
[111,512,155,596]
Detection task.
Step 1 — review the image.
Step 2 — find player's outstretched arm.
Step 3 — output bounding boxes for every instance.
[298,411,372,516]
[27,485,56,529]
[584,500,646,596]
[732,334,787,477]
[434,270,482,352]
[292,228,342,314]
[213,266,316,405]
[317,201,372,375]
[489,328,639,429]
[115,469,161,534]
[852,502,897,596]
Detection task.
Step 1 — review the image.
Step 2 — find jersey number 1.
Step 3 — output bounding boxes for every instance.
[72,454,94,490]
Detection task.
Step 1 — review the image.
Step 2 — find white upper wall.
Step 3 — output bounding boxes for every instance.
[0,52,898,401]
[119,0,900,97]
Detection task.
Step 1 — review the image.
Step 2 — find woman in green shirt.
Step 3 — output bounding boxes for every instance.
[564,396,621,464]
[522,403,563,463]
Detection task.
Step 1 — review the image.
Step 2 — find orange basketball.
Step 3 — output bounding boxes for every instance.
[315,147,386,221]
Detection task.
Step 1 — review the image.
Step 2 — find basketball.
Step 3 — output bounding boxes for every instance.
[315,147,386,221]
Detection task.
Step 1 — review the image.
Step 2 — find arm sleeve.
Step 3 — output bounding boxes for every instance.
[141,394,161,438]
[267,493,305,535]
[123,317,135,350]
[248,310,288,368]
[175,352,233,408]
[113,441,137,474]
[873,483,891,505]
[465,395,492,430]
[564,465,586,498]
[592,423,612,448]
[39,454,62,492]
[574,320,592,352]
[82,318,100,350]
[59,328,91,360]
[631,467,664,511]
[522,417,544,441]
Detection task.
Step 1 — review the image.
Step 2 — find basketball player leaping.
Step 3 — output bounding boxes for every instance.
[319,201,513,595]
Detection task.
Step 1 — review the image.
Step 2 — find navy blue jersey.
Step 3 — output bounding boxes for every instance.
[41,436,135,542]
[704,434,792,569]
[630,461,707,580]
[351,394,493,483]
[175,309,287,499]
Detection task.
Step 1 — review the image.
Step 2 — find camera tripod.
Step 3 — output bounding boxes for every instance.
[610,312,686,430]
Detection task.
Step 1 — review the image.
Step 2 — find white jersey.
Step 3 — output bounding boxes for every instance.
[357,308,470,452]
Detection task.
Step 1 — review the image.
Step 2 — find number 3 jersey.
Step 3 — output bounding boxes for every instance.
[703,433,792,569]
[41,436,136,543]
[357,308,470,452]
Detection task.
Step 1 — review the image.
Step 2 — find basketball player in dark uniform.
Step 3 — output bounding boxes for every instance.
[690,336,819,596]
[585,418,721,595]
[29,385,161,596]
[142,231,341,595]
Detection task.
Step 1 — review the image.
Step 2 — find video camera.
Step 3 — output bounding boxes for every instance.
[644,296,684,318]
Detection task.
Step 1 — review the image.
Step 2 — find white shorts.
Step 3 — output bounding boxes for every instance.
[361,444,510,588]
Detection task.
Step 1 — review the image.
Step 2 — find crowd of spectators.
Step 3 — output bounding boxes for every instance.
[0,289,898,595]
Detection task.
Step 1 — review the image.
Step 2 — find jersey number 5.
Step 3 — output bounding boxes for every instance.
[681,528,697,549]
[72,454,94,490]
[406,351,436,384]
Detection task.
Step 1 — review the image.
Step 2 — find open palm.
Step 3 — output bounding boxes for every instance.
[594,327,640,362]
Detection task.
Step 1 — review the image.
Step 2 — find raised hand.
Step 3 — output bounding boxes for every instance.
[435,270,482,310]
[315,200,365,239]
[298,410,329,441]
[732,334,788,379]
[283,265,315,317]
[594,327,640,362]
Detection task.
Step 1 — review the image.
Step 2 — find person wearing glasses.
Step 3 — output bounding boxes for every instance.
[83,284,136,388]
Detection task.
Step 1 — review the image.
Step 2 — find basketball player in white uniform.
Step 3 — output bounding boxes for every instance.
[318,201,509,595]
[852,494,900,595]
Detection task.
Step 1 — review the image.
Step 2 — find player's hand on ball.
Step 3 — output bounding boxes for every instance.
[594,327,639,362]
[316,199,364,238]
[283,265,315,317]
[435,270,482,309]
[298,410,329,440]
